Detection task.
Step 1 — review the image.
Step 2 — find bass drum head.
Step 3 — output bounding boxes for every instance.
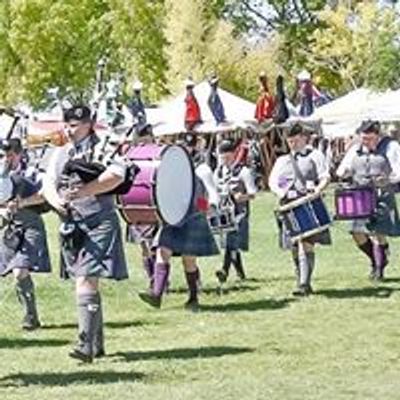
[155,145,195,226]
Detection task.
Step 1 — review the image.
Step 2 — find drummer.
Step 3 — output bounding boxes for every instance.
[214,139,257,285]
[126,123,158,291]
[139,132,219,312]
[269,123,331,296]
[336,120,400,281]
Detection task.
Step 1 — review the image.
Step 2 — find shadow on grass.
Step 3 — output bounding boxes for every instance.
[200,298,295,313]
[114,345,254,362]
[169,284,261,296]
[379,277,400,283]
[316,286,395,299]
[42,320,149,331]
[0,371,145,387]
[0,338,69,349]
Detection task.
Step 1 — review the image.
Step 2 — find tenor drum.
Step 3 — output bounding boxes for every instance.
[334,186,377,220]
[118,143,195,226]
[277,193,331,242]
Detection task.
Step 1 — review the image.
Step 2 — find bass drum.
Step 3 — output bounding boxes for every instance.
[118,143,195,226]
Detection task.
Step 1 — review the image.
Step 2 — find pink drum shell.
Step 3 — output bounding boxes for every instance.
[118,143,166,225]
[335,187,377,220]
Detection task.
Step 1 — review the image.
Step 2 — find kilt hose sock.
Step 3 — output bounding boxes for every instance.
[185,269,199,303]
[93,293,104,355]
[153,262,170,298]
[298,251,315,287]
[15,275,39,324]
[358,239,375,271]
[77,292,100,356]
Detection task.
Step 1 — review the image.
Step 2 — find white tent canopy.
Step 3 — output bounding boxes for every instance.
[309,88,382,124]
[303,88,400,138]
[147,81,257,136]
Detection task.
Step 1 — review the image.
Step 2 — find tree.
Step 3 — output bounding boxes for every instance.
[107,0,167,102]
[204,20,280,101]
[3,0,110,106]
[163,0,216,94]
[305,2,400,93]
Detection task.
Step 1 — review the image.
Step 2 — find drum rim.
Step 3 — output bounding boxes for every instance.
[154,144,195,226]
[278,192,325,212]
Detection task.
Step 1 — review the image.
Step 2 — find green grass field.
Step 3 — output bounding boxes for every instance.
[1,191,400,400]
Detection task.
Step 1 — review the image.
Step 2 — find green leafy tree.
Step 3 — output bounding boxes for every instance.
[5,0,110,106]
[306,2,400,93]
[107,0,167,102]
[163,0,216,93]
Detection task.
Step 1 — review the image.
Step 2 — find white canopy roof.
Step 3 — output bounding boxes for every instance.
[304,88,400,138]
[147,81,257,136]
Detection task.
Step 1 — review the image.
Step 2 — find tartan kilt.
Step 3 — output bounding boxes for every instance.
[366,191,400,237]
[60,210,128,280]
[155,212,219,257]
[0,211,51,276]
[225,216,249,251]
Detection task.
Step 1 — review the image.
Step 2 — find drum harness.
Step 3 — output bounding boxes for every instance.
[214,162,246,246]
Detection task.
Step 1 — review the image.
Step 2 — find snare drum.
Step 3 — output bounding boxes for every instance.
[118,143,195,226]
[208,208,237,234]
[277,193,331,242]
[334,186,377,220]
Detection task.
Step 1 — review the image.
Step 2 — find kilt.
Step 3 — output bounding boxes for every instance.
[155,212,219,257]
[0,210,51,276]
[365,191,400,237]
[224,216,249,251]
[349,191,400,237]
[60,209,128,280]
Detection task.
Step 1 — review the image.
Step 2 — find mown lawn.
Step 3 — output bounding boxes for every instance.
[1,191,400,400]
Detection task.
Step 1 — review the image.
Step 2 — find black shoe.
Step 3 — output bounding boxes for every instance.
[292,285,313,297]
[68,347,93,363]
[22,316,41,331]
[215,269,227,284]
[138,292,161,308]
[184,299,200,313]
[93,348,106,359]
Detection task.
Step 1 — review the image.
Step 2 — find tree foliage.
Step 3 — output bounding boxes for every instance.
[4,0,110,106]
[306,2,400,93]
[1,0,400,107]
[107,0,167,102]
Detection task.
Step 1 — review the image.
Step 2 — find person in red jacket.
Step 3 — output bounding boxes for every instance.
[255,72,275,123]
[184,79,202,131]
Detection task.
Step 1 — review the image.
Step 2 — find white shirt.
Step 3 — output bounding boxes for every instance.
[195,163,219,207]
[269,146,329,199]
[337,139,400,183]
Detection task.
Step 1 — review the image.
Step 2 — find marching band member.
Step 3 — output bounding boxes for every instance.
[269,124,331,296]
[42,105,128,363]
[336,120,400,281]
[214,139,257,284]
[126,123,158,291]
[0,138,51,330]
[139,132,219,312]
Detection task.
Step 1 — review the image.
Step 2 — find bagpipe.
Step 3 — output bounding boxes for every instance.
[63,122,141,195]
